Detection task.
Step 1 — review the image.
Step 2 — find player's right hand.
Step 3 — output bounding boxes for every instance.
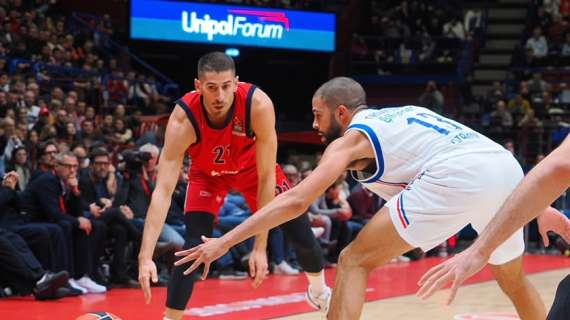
[138,258,158,304]
[249,249,269,288]
[416,247,488,304]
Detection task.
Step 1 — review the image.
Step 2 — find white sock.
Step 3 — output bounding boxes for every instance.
[306,271,326,295]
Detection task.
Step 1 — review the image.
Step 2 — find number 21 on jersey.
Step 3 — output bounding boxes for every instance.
[212,145,230,164]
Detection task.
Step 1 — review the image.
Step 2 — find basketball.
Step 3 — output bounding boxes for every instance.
[76,312,122,320]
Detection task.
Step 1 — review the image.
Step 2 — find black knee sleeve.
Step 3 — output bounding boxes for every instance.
[547,274,570,320]
[166,212,215,310]
[281,213,324,273]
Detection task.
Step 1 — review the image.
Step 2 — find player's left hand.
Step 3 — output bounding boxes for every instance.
[174,236,229,280]
[538,206,570,247]
[416,247,489,304]
[249,249,269,288]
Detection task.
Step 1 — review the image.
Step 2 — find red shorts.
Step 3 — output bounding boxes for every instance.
[184,165,290,216]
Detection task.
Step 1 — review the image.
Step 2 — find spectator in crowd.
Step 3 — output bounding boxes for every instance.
[22,151,107,294]
[6,145,30,190]
[115,143,184,250]
[443,16,466,39]
[0,228,69,300]
[508,94,532,116]
[418,80,444,114]
[490,100,514,128]
[31,140,57,180]
[528,73,550,99]
[518,108,543,129]
[347,185,383,236]
[526,26,549,60]
[0,170,79,296]
[79,148,141,287]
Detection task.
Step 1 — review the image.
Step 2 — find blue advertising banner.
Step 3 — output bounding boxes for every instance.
[130,0,336,52]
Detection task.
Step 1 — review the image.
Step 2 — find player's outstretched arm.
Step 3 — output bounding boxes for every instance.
[417,135,570,304]
[138,105,196,304]
[174,130,375,278]
[249,88,277,287]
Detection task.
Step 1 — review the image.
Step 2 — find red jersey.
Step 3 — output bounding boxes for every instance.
[176,82,257,178]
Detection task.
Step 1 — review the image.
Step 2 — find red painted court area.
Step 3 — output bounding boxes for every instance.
[1,256,569,320]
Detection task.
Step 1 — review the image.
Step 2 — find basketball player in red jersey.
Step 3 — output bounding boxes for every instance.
[137,52,330,320]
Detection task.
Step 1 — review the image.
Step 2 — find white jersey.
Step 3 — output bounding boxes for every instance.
[347,106,509,200]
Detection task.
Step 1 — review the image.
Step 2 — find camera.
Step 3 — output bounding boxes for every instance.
[119,149,152,175]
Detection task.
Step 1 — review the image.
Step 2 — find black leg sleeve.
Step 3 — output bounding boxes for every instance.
[166,212,214,310]
[548,274,570,320]
[281,212,324,273]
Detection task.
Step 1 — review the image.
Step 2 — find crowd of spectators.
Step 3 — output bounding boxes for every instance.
[513,1,570,67]
[351,0,483,74]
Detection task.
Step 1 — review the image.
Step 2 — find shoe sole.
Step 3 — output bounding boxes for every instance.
[35,272,70,300]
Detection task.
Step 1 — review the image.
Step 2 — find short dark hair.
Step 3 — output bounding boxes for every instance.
[313,77,366,111]
[90,147,109,162]
[38,139,57,155]
[197,52,235,78]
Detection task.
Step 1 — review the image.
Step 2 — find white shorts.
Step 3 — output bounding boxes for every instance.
[386,151,525,265]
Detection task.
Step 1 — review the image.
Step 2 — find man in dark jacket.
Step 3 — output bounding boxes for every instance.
[0,228,69,300]
[22,151,106,293]
[79,148,140,286]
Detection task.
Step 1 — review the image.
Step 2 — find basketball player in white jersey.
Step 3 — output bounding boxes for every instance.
[174,77,568,319]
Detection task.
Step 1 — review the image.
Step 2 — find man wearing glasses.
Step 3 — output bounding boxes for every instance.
[31,141,58,181]
[22,151,107,294]
[79,148,141,287]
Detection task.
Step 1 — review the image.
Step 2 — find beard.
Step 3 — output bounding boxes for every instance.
[322,120,343,145]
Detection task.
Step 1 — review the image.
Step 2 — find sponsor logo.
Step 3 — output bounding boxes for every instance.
[232,117,245,136]
[210,170,239,177]
[181,9,289,41]
[199,191,212,197]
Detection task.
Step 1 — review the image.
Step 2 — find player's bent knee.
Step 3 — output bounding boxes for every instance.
[337,244,370,271]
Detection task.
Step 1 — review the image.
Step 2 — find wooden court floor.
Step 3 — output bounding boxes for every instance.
[0,256,568,319]
[279,268,569,320]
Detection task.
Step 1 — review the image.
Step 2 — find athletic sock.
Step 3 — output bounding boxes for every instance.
[306,271,327,295]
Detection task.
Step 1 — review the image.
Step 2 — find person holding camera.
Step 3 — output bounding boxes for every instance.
[115,143,185,250]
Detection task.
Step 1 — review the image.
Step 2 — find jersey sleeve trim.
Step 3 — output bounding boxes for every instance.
[346,123,385,183]
[175,99,201,143]
[245,85,257,138]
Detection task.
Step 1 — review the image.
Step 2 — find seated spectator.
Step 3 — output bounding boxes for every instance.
[526,26,549,60]
[443,16,466,40]
[528,73,550,99]
[485,81,506,110]
[518,108,543,128]
[508,94,532,116]
[347,185,383,237]
[0,171,79,297]
[22,152,107,294]
[110,118,132,145]
[6,146,31,190]
[490,100,514,128]
[0,228,69,300]
[31,140,57,180]
[79,148,141,287]
[418,80,444,114]
[114,143,184,250]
